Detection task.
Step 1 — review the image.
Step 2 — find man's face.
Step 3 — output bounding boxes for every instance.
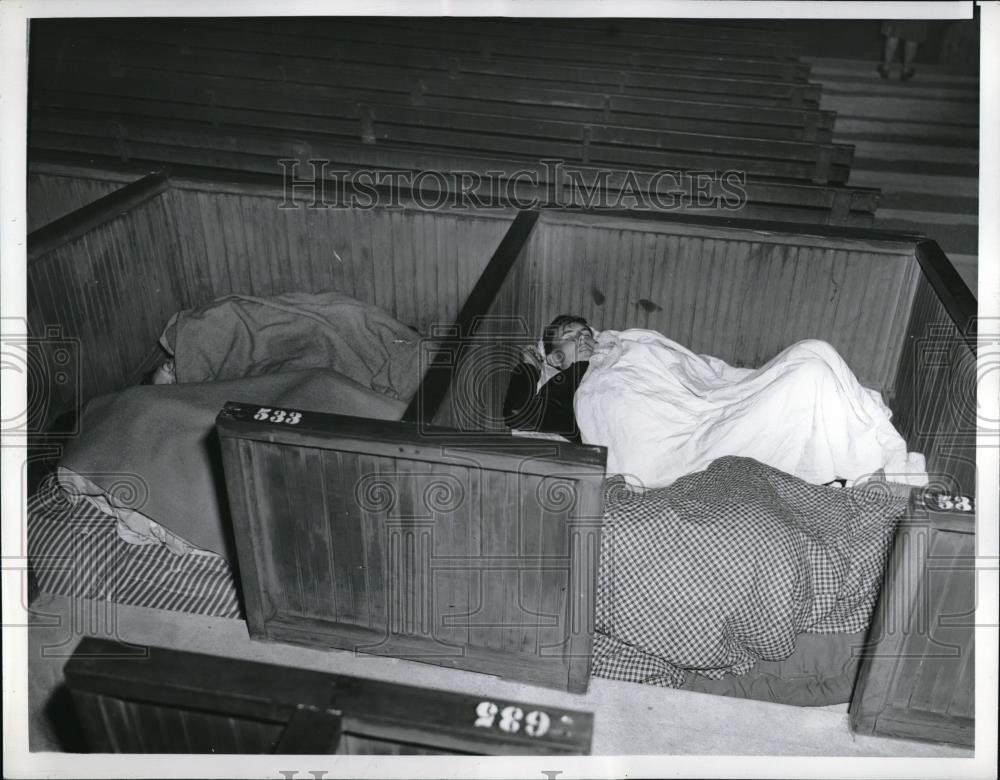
[548,322,595,369]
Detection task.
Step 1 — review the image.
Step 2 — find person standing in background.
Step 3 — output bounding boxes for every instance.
[878,19,930,81]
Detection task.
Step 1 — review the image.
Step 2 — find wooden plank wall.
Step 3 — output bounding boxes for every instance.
[26,172,133,233]
[889,275,977,497]
[513,214,922,391]
[429,213,924,434]
[162,186,512,335]
[26,175,512,430]
[27,191,187,430]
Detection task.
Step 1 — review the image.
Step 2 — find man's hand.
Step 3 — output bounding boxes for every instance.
[519,345,545,371]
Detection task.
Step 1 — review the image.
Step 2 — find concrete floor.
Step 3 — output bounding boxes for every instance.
[20,593,976,764]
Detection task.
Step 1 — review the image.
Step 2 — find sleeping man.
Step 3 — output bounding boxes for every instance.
[504,314,928,489]
[502,315,596,443]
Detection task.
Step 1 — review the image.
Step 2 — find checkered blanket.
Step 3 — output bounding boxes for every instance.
[591,456,907,687]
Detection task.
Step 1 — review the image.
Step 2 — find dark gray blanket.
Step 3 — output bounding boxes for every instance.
[59,369,407,566]
[160,290,424,400]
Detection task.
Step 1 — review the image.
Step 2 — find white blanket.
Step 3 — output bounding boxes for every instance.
[573,331,927,489]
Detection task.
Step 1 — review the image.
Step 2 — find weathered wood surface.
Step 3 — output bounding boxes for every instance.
[217,402,606,694]
[890,241,977,498]
[65,637,595,754]
[29,17,863,224]
[30,120,874,226]
[34,56,834,142]
[850,500,975,747]
[33,81,851,179]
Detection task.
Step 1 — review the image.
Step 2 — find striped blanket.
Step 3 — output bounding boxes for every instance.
[27,477,241,618]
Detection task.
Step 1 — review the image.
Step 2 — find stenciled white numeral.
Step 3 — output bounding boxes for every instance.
[473,701,553,738]
[932,494,974,512]
[473,701,498,729]
[254,407,302,425]
[936,494,955,510]
[499,705,523,734]
[524,710,550,738]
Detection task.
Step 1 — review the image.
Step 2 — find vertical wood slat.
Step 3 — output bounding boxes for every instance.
[284,446,333,620]
[217,404,606,692]
[849,507,975,747]
[67,637,595,754]
[518,217,916,391]
[325,450,367,626]
[71,692,285,753]
[167,185,512,336]
[27,184,185,432]
[889,274,977,498]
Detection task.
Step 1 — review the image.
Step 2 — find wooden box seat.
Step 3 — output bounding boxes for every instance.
[26,146,976,746]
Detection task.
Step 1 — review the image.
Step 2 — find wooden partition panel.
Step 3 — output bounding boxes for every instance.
[26,172,134,233]
[26,167,514,431]
[850,503,975,747]
[889,243,977,497]
[163,185,512,335]
[426,210,928,436]
[26,180,184,432]
[407,210,540,431]
[66,637,595,754]
[513,212,922,391]
[218,402,606,693]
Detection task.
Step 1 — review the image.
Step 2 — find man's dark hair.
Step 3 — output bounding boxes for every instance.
[542,314,590,356]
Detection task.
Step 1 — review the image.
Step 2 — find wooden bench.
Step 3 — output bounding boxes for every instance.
[44,22,822,108]
[28,120,878,225]
[356,16,806,61]
[201,16,812,82]
[28,119,875,228]
[33,54,837,143]
[64,637,595,754]
[30,84,852,184]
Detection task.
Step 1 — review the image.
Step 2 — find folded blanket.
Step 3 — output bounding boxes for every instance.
[58,369,408,567]
[160,291,424,399]
[592,457,908,687]
[575,332,927,488]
